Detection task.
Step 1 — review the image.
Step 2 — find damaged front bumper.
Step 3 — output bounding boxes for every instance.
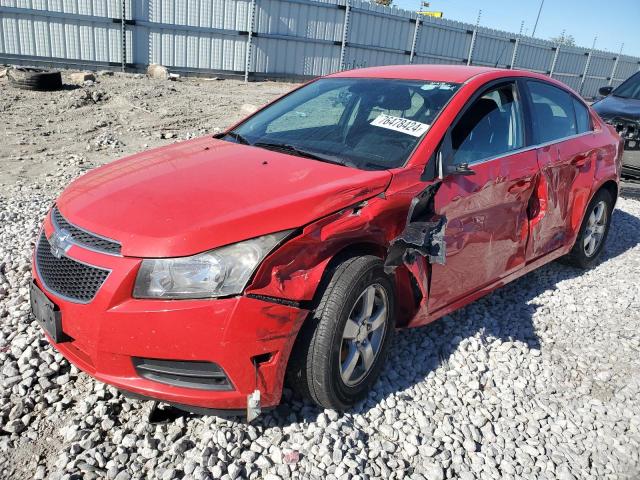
[34,287,307,411]
[32,228,308,412]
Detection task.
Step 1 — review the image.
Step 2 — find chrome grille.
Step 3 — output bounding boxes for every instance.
[35,232,109,303]
[52,207,121,255]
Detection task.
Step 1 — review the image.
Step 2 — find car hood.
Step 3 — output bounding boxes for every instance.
[592,95,640,121]
[57,137,392,257]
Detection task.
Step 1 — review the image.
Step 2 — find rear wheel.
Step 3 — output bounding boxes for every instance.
[563,189,614,269]
[287,256,395,410]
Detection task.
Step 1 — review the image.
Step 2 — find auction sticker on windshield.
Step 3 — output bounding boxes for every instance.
[370,113,430,137]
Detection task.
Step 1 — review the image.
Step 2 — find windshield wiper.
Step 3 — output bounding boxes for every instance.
[221,131,251,145]
[253,141,351,167]
[364,162,391,170]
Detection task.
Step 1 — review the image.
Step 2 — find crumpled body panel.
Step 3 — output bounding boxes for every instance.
[384,182,447,270]
[246,166,440,326]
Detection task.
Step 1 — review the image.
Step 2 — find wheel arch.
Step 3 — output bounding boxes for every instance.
[307,241,388,305]
[597,179,619,205]
[302,241,418,333]
[567,177,617,249]
[562,178,617,268]
[574,178,619,236]
[284,252,396,408]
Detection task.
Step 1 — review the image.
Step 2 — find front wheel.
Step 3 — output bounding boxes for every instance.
[563,188,614,269]
[287,256,395,410]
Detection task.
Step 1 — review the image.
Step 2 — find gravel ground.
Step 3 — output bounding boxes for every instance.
[1,71,640,480]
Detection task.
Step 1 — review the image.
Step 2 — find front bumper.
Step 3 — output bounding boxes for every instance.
[32,215,308,410]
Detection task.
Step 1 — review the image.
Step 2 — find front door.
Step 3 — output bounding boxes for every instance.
[428,81,538,313]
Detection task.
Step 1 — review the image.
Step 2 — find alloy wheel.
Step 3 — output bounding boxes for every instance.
[583,200,608,257]
[339,284,389,386]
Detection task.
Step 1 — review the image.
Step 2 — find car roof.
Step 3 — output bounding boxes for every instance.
[327,64,506,83]
[325,64,585,102]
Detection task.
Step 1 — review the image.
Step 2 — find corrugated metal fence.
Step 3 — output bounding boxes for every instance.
[1,0,639,98]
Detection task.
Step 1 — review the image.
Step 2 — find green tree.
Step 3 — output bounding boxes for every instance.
[373,0,393,5]
[550,34,576,46]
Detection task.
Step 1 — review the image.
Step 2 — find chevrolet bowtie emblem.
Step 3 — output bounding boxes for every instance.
[50,228,72,259]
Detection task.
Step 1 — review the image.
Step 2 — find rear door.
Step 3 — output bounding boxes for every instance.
[428,80,539,312]
[524,81,597,260]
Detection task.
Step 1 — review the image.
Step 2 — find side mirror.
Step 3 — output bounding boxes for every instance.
[598,86,613,97]
[444,162,475,176]
[438,130,475,177]
[420,131,450,182]
[421,130,476,181]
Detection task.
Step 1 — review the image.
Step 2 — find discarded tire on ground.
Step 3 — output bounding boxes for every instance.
[7,67,63,91]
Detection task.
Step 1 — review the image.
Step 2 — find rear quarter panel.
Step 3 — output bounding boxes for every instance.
[591,112,622,200]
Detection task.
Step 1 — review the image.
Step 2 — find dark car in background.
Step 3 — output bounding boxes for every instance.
[593,72,640,179]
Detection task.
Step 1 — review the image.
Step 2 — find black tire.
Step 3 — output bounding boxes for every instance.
[287,255,395,410]
[562,188,614,269]
[7,67,63,91]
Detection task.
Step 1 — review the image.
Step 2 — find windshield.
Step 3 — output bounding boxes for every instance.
[613,72,640,100]
[224,78,460,170]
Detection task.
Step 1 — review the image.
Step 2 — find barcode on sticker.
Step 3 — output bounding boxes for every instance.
[370,114,430,137]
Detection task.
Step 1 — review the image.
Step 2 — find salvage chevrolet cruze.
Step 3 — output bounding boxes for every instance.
[31,65,622,416]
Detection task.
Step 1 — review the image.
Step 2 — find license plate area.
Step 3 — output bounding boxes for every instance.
[30,280,67,343]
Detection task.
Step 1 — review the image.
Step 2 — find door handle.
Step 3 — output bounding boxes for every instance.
[508,179,532,194]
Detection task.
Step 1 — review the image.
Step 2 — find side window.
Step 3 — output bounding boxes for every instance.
[451,82,524,165]
[573,99,592,133]
[527,81,577,143]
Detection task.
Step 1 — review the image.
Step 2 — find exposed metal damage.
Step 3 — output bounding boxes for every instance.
[384,182,447,273]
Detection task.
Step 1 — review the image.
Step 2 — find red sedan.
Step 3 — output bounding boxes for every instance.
[31,65,622,416]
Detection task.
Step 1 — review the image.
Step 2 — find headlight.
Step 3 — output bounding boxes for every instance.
[133,230,293,299]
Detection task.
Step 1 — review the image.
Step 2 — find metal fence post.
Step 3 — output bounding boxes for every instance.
[409,18,421,64]
[609,56,620,86]
[467,29,477,66]
[244,0,257,82]
[609,44,623,85]
[120,0,126,72]
[509,21,524,70]
[549,45,560,77]
[467,10,481,66]
[510,37,519,69]
[339,0,351,71]
[579,51,593,95]
[579,36,597,94]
